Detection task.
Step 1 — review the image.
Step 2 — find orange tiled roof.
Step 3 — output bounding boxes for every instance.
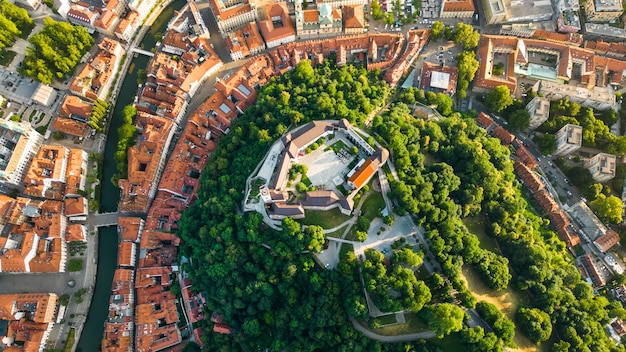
[442,0,475,12]
[23,145,69,200]
[65,223,86,242]
[118,217,144,242]
[348,159,376,189]
[118,113,174,213]
[117,241,136,267]
[53,117,90,138]
[343,5,365,28]
[0,293,58,323]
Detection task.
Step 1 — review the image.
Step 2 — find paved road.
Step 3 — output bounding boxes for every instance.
[350,316,436,341]
[0,272,77,294]
[87,212,120,228]
[196,0,232,63]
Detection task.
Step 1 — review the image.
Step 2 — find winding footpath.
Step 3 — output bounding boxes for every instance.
[350,317,436,342]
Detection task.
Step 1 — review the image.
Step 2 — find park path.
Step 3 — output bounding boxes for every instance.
[350,317,436,342]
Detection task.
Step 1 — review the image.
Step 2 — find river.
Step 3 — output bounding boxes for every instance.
[76,0,186,350]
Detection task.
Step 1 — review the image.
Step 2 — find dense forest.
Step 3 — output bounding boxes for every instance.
[375,100,624,351]
[179,62,625,351]
[179,62,406,351]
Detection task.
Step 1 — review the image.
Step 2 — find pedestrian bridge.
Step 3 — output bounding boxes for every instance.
[131,47,155,57]
[87,212,120,228]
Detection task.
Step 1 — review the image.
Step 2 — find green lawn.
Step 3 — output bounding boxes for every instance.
[372,314,397,325]
[326,139,348,153]
[462,214,500,254]
[0,50,16,66]
[370,312,428,336]
[461,265,542,351]
[63,328,76,352]
[429,332,464,350]
[422,153,441,166]
[18,22,36,39]
[339,243,354,258]
[298,207,351,229]
[249,178,265,197]
[361,191,385,221]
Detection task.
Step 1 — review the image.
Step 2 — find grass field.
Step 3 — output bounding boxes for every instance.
[0,50,16,66]
[326,139,348,153]
[373,314,397,325]
[429,332,464,350]
[422,153,441,166]
[18,22,36,39]
[63,328,76,352]
[461,265,544,351]
[298,207,350,229]
[361,191,385,221]
[461,213,546,351]
[463,215,500,254]
[370,312,428,336]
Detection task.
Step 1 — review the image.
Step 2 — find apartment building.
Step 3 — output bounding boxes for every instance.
[384,29,428,87]
[102,269,135,352]
[295,0,343,37]
[70,38,125,102]
[557,9,581,33]
[225,22,266,61]
[585,152,616,182]
[585,23,626,42]
[499,23,536,37]
[209,0,258,32]
[584,0,622,22]
[137,34,222,124]
[127,0,152,18]
[258,2,296,48]
[115,11,141,42]
[343,5,366,34]
[67,7,98,33]
[554,124,582,156]
[0,199,68,272]
[536,80,616,111]
[525,96,550,129]
[440,0,475,18]
[169,1,211,38]
[118,114,175,213]
[585,40,626,59]
[65,148,88,198]
[23,146,69,200]
[0,119,44,189]
[52,96,94,138]
[0,293,58,351]
[474,34,626,94]
[481,0,553,24]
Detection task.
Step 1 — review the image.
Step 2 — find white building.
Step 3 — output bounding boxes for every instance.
[536,80,616,111]
[554,124,582,157]
[585,153,616,182]
[526,96,550,129]
[0,120,44,188]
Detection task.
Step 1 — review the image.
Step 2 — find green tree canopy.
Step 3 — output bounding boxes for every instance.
[536,133,556,155]
[21,18,94,83]
[516,307,552,344]
[431,21,445,40]
[485,85,513,113]
[427,303,466,338]
[590,194,624,224]
[453,22,480,50]
[506,109,530,131]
